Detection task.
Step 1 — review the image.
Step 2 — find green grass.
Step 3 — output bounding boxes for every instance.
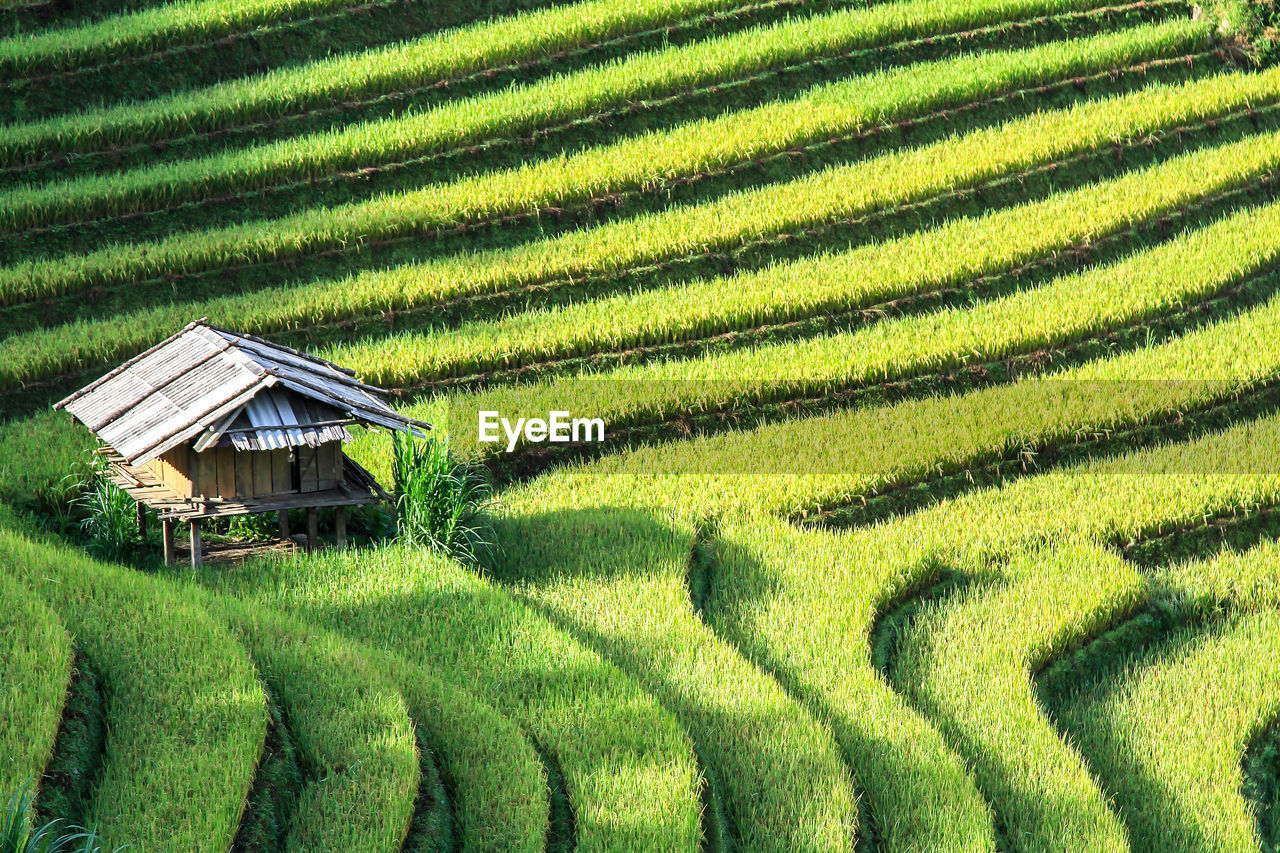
[211,596,421,853]
[705,517,998,852]
[0,20,1207,233]
[0,520,266,853]
[890,541,1135,852]
[0,571,72,799]
[487,507,859,853]
[201,543,705,853]
[0,0,762,77]
[326,127,1280,386]
[6,61,1272,388]
[0,0,1145,165]
[1054,540,1280,853]
[433,192,1280,458]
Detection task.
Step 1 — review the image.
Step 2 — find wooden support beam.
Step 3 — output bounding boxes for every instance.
[162,520,175,567]
[335,506,347,550]
[278,509,291,541]
[189,520,202,569]
[306,507,318,553]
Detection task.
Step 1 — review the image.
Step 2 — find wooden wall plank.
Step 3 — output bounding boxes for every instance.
[273,450,292,494]
[216,447,236,499]
[252,452,273,496]
[234,450,252,498]
[192,448,216,499]
[317,442,338,491]
[298,447,319,493]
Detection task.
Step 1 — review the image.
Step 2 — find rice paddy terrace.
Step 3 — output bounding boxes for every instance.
[5,0,1280,850]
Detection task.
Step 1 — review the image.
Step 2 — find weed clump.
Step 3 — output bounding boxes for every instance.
[391,433,496,565]
[2,783,123,853]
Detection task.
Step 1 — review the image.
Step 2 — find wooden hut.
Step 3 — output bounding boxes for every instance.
[54,321,429,567]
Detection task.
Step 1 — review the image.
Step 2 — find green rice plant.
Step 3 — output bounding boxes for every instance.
[486,506,859,852]
[7,65,1277,390]
[0,0,757,77]
[435,192,1280,459]
[0,0,1153,165]
[889,541,1135,852]
[481,384,1280,852]
[327,126,1280,387]
[505,284,1280,528]
[0,20,1207,234]
[208,596,420,853]
[371,652,548,853]
[0,521,266,853]
[691,416,1280,850]
[0,0,378,75]
[390,433,496,566]
[0,575,71,798]
[0,413,94,517]
[703,517,998,852]
[202,543,705,853]
[1053,540,1280,853]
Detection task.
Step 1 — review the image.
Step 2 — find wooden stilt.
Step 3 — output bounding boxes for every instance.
[278,509,291,541]
[306,507,318,553]
[162,519,175,567]
[335,506,347,550]
[189,520,202,569]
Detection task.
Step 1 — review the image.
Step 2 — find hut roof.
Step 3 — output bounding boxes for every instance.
[55,321,429,466]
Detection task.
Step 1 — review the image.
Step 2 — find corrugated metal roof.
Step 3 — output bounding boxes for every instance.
[56,321,428,465]
[229,388,351,451]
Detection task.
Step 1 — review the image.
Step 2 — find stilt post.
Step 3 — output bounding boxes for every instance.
[162,519,175,567]
[306,507,319,553]
[335,506,347,550]
[278,509,291,541]
[189,519,202,569]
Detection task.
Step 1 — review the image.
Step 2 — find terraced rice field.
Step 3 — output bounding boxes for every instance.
[5,0,1280,850]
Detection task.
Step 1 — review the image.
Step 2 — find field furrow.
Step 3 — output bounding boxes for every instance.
[230,686,303,853]
[212,598,422,853]
[0,0,1178,180]
[0,51,1228,346]
[889,542,1136,852]
[0,21,1207,240]
[5,64,1271,405]
[31,648,106,832]
[1052,540,1280,853]
[0,571,72,798]
[0,517,267,853]
[704,518,998,853]
[487,510,860,853]
[320,129,1280,390]
[421,194,1280,467]
[0,0,810,164]
[10,2,1280,849]
[0,0,762,82]
[201,545,705,853]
